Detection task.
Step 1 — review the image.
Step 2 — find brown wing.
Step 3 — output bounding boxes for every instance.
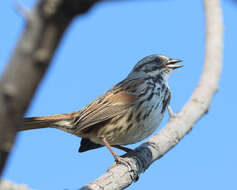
[73,90,136,134]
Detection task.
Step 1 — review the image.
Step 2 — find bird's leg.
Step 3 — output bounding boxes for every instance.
[101,137,122,163]
[102,137,128,164]
[168,105,176,118]
[112,145,133,153]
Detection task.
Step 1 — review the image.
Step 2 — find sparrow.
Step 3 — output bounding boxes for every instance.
[19,54,183,162]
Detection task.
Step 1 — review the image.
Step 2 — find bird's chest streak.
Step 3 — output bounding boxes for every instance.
[114,84,169,145]
[87,84,170,145]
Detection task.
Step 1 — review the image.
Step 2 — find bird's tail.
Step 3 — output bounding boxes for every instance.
[20,113,73,131]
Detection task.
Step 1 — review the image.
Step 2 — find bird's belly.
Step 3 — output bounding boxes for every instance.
[122,96,166,144]
[118,108,164,145]
[89,96,166,145]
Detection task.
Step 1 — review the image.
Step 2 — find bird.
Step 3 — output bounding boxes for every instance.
[19,54,183,163]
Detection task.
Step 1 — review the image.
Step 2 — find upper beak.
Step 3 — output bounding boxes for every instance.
[166,59,183,69]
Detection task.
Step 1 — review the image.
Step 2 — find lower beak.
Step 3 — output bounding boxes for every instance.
[166,59,183,69]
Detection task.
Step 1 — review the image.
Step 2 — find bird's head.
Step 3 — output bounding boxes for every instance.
[131,54,183,80]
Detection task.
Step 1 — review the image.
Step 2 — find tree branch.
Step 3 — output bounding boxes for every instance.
[0,179,29,190]
[80,0,223,189]
[0,0,100,176]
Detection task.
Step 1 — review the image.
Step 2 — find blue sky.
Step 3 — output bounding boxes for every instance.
[1,0,237,189]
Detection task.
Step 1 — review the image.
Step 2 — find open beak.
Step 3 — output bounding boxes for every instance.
[166,59,183,69]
